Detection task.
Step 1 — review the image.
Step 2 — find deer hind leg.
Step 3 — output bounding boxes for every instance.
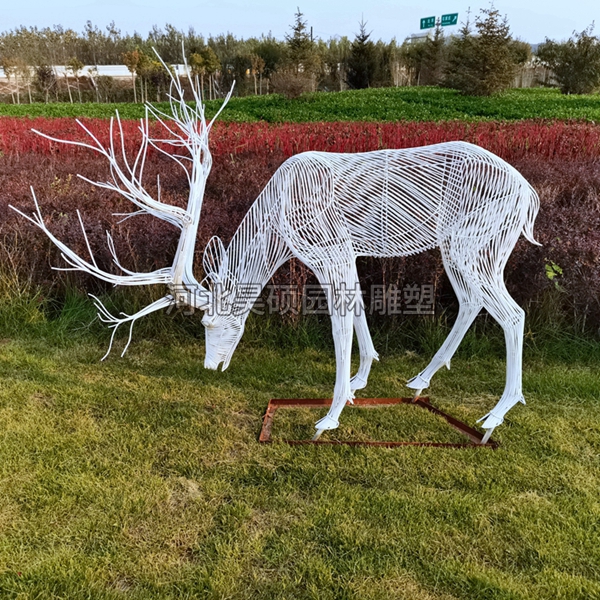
[312,264,358,438]
[476,279,525,437]
[406,252,482,397]
[350,290,379,392]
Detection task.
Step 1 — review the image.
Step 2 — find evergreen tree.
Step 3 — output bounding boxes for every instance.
[536,25,600,94]
[34,64,56,103]
[400,26,447,86]
[346,19,377,89]
[285,8,318,76]
[271,9,319,98]
[444,7,519,96]
[421,25,447,85]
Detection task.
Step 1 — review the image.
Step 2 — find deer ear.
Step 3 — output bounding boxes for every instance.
[203,236,228,283]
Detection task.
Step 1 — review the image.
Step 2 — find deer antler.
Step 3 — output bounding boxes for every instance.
[11,45,233,355]
[12,188,174,287]
[91,294,176,360]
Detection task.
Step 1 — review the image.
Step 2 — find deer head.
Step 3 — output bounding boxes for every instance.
[11,47,233,359]
[201,236,245,371]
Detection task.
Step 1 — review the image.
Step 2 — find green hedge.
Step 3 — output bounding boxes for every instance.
[1,87,600,122]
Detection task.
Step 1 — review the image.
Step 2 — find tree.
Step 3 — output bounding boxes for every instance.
[189,52,206,101]
[201,46,220,100]
[444,7,520,96]
[189,47,220,100]
[148,59,172,102]
[285,8,317,74]
[136,52,154,103]
[148,23,183,63]
[536,25,600,94]
[399,39,423,86]
[34,64,56,103]
[400,25,450,86]
[96,74,117,102]
[253,36,285,80]
[271,9,320,98]
[86,65,100,102]
[207,33,244,94]
[510,40,531,66]
[67,57,84,103]
[1,57,19,103]
[83,21,102,66]
[320,36,351,91]
[122,49,140,102]
[250,53,266,94]
[346,19,377,89]
[421,25,448,85]
[372,39,395,87]
[18,59,34,103]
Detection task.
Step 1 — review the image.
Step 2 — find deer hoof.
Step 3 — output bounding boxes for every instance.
[406,373,430,391]
[478,411,504,430]
[481,427,495,445]
[315,415,339,431]
[412,389,423,401]
[312,429,325,441]
[350,374,368,391]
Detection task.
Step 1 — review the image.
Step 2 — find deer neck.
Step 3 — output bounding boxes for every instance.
[224,205,291,318]
[171,169,207,298]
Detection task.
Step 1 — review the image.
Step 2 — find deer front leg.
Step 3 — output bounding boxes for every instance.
[313,309,355,438]
[406,259,481,398]
[350,303,379,392]
[310,269,358,438]
[406,301,481,396]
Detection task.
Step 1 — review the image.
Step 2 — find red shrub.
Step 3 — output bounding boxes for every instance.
[2,117,600,162]
[1,117,599,327]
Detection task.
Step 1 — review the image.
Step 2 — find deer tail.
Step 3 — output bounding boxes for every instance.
[523,183,542,246]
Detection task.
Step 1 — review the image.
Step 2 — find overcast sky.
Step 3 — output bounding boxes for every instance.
[2,0,598,45]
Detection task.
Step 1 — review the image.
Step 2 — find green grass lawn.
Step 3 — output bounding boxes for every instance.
[2,87,600,122]
[0,304,599,599]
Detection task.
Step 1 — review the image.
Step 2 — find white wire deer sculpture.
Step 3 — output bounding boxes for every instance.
[13,54,540,444]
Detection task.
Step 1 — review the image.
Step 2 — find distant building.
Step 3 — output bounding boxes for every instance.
[404,32,434,45]
[0,65,191,82]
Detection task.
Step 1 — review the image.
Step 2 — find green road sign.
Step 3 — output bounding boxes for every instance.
[441,13,459,26]
[420,16,436,29]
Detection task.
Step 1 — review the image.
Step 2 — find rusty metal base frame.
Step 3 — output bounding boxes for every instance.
[259,397,499,449]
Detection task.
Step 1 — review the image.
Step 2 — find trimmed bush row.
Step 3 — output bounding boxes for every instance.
[2,87,600,122]
[2,117,600,161]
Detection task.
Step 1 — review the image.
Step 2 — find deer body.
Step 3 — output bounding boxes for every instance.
[202,142,540,440]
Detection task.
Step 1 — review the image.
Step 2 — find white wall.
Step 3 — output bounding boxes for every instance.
[0,64,191,81]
